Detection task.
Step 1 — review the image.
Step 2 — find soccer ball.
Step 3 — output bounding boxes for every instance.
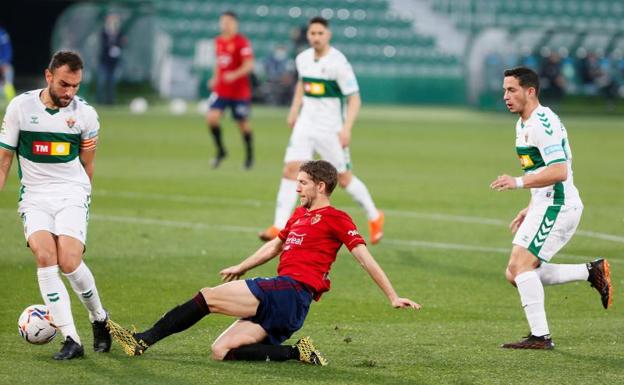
[169,98,188,115]
[18,305,57,345]
[129,97,149,114]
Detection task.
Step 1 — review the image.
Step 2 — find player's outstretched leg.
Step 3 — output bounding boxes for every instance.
[108,292,210,356]
[587,258,612,309]
[107,320,149,356]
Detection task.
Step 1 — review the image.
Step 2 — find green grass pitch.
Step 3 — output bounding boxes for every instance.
[0,104,622,384]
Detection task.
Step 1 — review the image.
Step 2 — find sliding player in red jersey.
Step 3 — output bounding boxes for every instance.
[108,160,420,365]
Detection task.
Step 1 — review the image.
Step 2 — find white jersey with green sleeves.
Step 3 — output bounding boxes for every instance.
[514,105,582,208]
[0,89,99,199]
[296,47,359,133]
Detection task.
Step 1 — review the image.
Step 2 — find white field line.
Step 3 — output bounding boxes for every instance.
[0,208,609,262]
[90,213,599,263]
[93,189,624,244]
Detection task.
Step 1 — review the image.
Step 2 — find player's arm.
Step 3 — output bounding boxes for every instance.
[287,79,304,128]
[220,237,284,282]
[350,244,421,310]
[0,147,14,190]
[490,162,567,191]
[79,137,98,183]
[223,58,254,83]
[208,65,219,90]
[510,204,531,234]
[339,92,361,148]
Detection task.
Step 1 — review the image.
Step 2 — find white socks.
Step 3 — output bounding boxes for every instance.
[344,176,379,220]
[37,265,81,344]
[274,178,298,229]
[535,263,589,285]
[515,271,550,337]
[64,262,107,323]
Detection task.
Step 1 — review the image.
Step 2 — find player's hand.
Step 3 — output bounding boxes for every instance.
[220,265,245,282]
[490,174,517,191]
[287,111,298,129]
[509,207,529,234]
[207,77,216,90]
[391,297,422,310]
[338,129,351,148]
[223,72,237,83]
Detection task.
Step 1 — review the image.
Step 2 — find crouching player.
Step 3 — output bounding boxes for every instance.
[109,160,420,364]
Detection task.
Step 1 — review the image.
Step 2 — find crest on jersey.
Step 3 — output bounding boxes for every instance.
[519,154,534,169]
[66,117,76,129]
[311,214,322,225]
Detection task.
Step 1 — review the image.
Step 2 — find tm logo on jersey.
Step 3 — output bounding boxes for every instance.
[33,141,70,156]
[304,82,325,95]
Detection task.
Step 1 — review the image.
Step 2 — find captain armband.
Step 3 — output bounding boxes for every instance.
[80,137,98,152]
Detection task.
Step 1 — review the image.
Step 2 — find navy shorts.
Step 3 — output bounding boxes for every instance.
[244,276,313,345]
[208,93,251,121]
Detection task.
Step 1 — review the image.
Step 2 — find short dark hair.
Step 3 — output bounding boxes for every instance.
[308,16,329,28]
[504,67,539,94]
[221,10,238,20]
[300,160,338,195]
[48,50,83,72]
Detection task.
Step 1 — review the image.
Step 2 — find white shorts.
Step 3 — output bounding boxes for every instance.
[18,194,91,245]
[513,205,583,262]
[284,126,351,173]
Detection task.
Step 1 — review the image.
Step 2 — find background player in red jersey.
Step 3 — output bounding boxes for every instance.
[207,11,255,169]
[108,160,421,365]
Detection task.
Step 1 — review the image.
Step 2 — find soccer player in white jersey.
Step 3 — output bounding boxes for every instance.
[259,16,384,244]
[0,51,111,359]
[490,67,612,349]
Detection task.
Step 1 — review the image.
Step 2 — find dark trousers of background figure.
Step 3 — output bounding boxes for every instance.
[97,63,118,105]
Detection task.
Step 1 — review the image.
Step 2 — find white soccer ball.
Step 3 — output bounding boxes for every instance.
[129,97,149,114]
[169,98,188,115]
[18,305,57,345]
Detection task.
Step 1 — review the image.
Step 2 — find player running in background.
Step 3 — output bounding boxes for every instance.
[0,51,111,360]
[258,17,385,245]
[207,11,255,170]
[108,160,420,364]
[490,67,612,349]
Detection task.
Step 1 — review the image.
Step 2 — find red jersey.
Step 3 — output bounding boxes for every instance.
[214,34,253,100]
[277,206,366,301]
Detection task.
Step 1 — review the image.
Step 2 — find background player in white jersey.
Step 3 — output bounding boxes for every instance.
[259,17,384,244]
[490,67,612,349]
[0,51,111,359]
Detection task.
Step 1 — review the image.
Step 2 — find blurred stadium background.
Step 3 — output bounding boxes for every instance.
[3,0,624,110]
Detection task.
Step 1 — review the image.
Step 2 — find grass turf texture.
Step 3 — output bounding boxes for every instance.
[0,105,622,385]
